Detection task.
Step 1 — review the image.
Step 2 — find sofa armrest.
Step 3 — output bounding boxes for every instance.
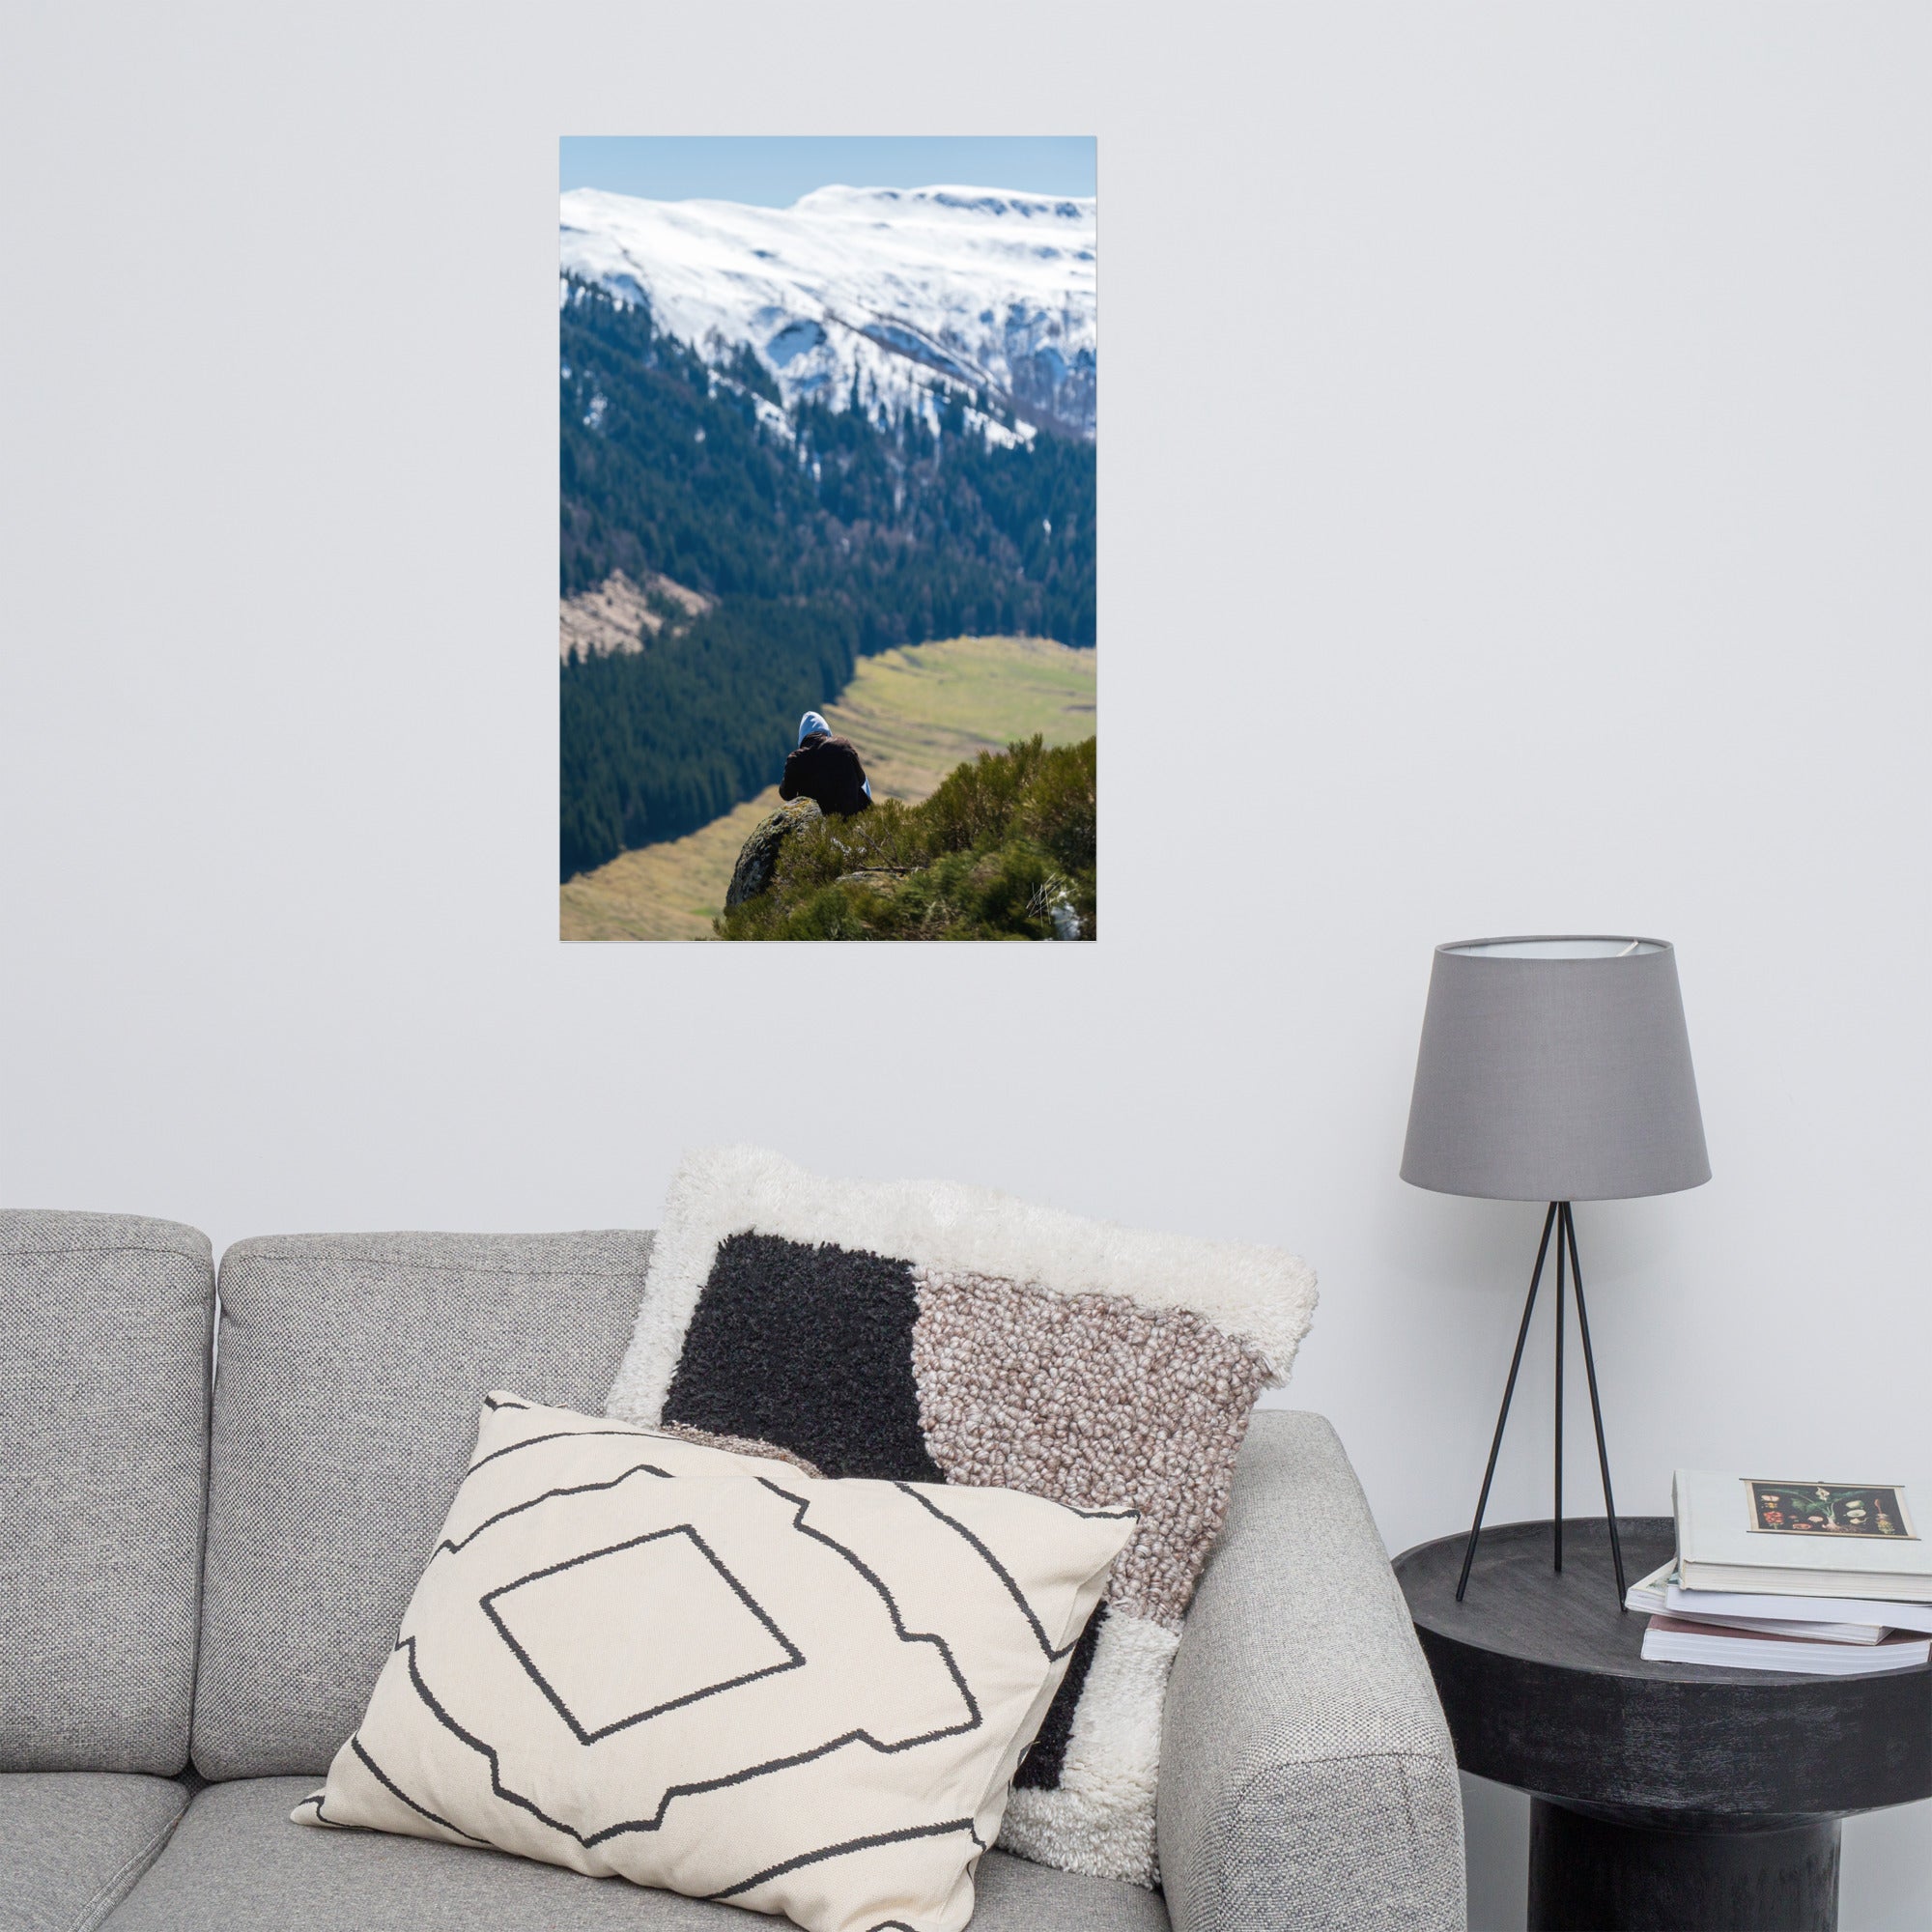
[1157,1410,1465,1932]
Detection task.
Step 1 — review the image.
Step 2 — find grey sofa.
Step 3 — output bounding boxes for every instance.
[0,1210,1464,1932]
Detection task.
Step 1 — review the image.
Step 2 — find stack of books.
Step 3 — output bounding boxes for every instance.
[1633,1471,1932,1675]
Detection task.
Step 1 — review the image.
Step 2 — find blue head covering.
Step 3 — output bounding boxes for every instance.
[797,711,832,746]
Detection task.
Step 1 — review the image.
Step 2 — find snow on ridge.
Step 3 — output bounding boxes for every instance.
[559,183,1095,438]
[789,182,1094,223]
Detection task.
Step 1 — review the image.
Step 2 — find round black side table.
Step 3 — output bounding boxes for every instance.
[1395,1518,1932,1932]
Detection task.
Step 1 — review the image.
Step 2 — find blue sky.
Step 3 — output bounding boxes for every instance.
[558,136,1095,207]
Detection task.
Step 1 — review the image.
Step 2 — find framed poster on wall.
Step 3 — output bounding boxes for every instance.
[557,136,1096,941]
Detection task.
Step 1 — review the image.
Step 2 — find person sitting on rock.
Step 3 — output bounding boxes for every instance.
[780,710,873,816]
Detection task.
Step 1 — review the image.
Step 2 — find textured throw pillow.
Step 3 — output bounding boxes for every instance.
[295,1395,1133,1932]
[605,1146,1319,1887]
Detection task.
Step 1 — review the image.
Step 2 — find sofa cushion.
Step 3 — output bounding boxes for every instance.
[191,1232,655,1778]
[0,1212,214,1773]
[101,1778,1169,1931]
[0,1771,188,1932]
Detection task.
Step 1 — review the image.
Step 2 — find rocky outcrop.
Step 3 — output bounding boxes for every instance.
[724,799,821,909]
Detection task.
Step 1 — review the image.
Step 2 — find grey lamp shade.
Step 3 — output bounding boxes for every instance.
[1401,936,1710,1203]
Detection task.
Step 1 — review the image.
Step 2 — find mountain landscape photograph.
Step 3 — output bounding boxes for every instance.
[557,136,1097,941]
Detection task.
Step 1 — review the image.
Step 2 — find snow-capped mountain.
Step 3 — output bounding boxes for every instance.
[558,184,1095,439]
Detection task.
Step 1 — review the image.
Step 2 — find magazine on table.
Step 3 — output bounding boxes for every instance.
[1624,1558,1932,1637]
[1641,1614,1932,1676]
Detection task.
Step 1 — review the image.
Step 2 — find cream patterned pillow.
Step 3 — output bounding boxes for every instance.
[295,1395,1134,1932]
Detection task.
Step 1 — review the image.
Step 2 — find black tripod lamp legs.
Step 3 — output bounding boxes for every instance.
[1564,1202,1627,1606]
[1455,1204,1558,1602]
[1455,1202,1627,1609]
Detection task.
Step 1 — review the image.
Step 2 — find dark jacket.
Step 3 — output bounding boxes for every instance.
[781,731,872,816]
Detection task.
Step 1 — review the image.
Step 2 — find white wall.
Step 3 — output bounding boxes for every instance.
[3,6,1927,1924]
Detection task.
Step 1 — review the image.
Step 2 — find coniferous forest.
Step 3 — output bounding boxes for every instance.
[559,279,1095,880]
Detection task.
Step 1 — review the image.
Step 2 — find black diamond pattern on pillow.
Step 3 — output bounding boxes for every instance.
[662,1233,944,1483]
[482,1526,805,1745]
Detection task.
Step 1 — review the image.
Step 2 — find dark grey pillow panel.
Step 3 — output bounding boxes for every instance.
[0,1771,189,1932]
[0,1213,215,1775]
[191,1231,654,1779]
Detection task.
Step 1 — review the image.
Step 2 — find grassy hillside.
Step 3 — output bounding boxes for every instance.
[560,636,1096,941]
[717,735,1095,942]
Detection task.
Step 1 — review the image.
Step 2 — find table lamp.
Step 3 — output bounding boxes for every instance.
[1401,936,1709,1607]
